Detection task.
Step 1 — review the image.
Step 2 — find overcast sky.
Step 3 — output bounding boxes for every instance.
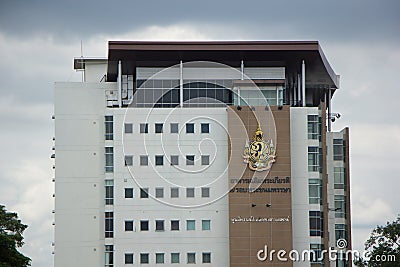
[0,0,399,266]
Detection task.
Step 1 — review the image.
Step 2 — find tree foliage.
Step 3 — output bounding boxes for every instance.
[0,205,31,267]
[355,215,400,267]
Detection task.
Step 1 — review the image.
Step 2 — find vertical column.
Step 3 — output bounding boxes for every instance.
[302,60,306,107]
[180,60,183,108]
[118,60,122,108]
[327,89,332,132]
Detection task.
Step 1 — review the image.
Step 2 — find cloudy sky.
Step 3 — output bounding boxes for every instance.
[0,0,399,266]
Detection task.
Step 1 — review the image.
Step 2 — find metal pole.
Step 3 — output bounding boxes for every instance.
[118,60,122,107]
[302,60,306,107]
[180,60,183,108]
[327,89,332,132]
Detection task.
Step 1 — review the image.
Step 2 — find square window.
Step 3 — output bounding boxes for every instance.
[156,253,164,264]
[170,123,179,133]
[187,252,196,264]
[171,187,179,198]
[202,220,210,230]
[201,155,210,165]
[140,253,149,264]
[125,220,134,231]
[171,220,179,231]
[140,155,148,166]
[186,188,195,198]
[125,188,134,198]
[186,155,195,165]
[155,123,163,133]
[155,220,164,231]
[140,220,149,231]
[155,155,164,166]
[125,155,133,166]
[140,123,148,133]
[170,155,179,165]
[125,253,134,264]
[201,187,210,198]
[140,188,149,198]
[201,123,209,133]
[186,220,195,230]
[124,123,133,133]
[202,252,211,263]
[155,188,164,198]
[186,123,194,133]
[171,253,180,263]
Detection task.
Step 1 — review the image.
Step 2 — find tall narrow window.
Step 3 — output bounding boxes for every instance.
[105,116,113,140]
[308,179,322,205]
[334,167,346,189]
[307,115,319,140]
[105,212,113,238]
[333,139,344,160]
[309,211,324,237]
[105,147,114,173]
[335,224,348,242]
[105,180,114,205]
[105,245,114,267]
[310,244,324,264]
[308,147,319,172]
[334,195,347,218]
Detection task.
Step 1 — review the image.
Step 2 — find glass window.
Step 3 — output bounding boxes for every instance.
[171,187,179,198]
[125,253,134,264]
[187,220,195,230]
[124,155,133,166]
[171,253,180,263]
[186,155,195,165]
[307,115,319,140]
[335,224,348,242]
[105,116,113,140]
[105,147,114,173]
[334,167,346,189]
[333,139,344,160]
[140,253,149,264]
[202,252,211,263]
[156,253,164,264]
[105,245,113,267]
[201,123,209,133]
[140,155,148,166]
[125,188,133,198]
[335,195,347,218]
[170,155,179,165]
[186,123,194,133]
[201,155,210,165]
[155,155,164,166]
[140,220,149,231]
[308,147,319,172]
[155,188,164,198]
[187,252,196,264]
[170,123,179,133]
[155,123,163,133]
[155,220,164,231]
[309,211,324,237]
[171,220,179,231]
[186,188,195,198]
[201,187,210,198]
[310,244,324,263]
[308,179,322,205]
[140,188,149,198]
[125,220,134,231]
[140,123,148,133]
[105,180,114,205]
[202,220,211,230]
[124,123,133,134]
[105,212,113,238]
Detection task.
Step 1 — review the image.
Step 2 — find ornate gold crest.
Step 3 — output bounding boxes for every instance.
[243,124,276,171]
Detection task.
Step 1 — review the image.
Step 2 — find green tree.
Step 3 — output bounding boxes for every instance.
[355,215,400,267]
[0,205,31,267]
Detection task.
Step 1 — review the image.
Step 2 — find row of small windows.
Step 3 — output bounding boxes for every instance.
[124,155,210,166]
[125,122,210,134]
[124,252,211,264]
[124,219,211,232]
[125,187,210,199]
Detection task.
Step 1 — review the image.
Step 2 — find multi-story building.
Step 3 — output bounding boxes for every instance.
[53,41,351,267]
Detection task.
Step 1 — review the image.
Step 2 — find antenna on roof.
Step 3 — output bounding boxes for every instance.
[80,40,84,82]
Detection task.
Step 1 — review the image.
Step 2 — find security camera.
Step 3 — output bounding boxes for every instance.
[336,113,341,119]
[331,117,336,122]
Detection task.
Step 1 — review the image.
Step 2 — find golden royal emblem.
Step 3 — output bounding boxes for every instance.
[243,124,276,171]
